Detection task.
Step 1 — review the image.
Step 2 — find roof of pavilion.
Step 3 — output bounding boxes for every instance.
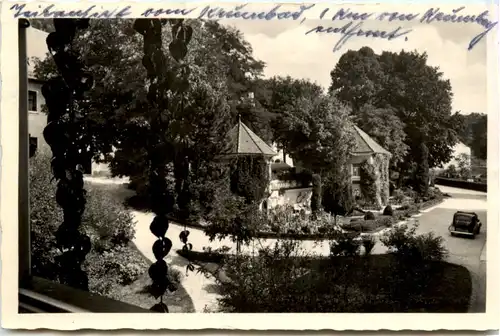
[223,119,277,157]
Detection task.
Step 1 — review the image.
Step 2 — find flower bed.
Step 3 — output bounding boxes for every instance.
[342,215,396,234]
[166,187,447,242]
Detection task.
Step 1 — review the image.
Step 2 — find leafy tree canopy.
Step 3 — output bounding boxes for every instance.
[33,20,271,200]
[329,47,461,175]
[456,112,487,160]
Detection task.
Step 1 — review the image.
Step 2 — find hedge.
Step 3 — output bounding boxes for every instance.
[435,177,487,192]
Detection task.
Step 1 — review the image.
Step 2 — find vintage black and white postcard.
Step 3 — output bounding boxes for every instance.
[1,0,498,331]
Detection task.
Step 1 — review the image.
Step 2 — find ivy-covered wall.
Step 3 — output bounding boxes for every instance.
[230,155,269,204]
[357,153,390,208]
[359,160,379,206]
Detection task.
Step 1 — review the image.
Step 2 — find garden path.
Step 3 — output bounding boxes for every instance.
[84,176,221,312]
[85,177,487,312]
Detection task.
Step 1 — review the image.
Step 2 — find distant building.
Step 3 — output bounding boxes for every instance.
[227,121,392,211]
[26,27,50,158]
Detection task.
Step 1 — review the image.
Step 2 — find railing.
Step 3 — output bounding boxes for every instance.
[19,277,150,313]
[270,179,311,191]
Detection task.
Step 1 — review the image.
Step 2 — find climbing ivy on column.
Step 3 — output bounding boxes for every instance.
[41,19,94,290]
[134,18,193,313]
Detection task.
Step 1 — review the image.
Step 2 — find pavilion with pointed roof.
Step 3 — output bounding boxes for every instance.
[222,118,277,212]
[224,118,277,158]
[349,125,392,207]
[351,125,392,157]
[220,119,394,211]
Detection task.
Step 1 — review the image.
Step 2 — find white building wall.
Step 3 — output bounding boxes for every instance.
[268,187,312,210]
[271,143,294,168]
[27,81,49,151]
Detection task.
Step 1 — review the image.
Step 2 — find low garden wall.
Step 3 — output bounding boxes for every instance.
[435,177,487,192]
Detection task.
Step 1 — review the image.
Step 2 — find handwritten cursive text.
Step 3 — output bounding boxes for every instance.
[306,21,411,52]
[420,7,498,50]
[10,4,132,19]
[198,4,315,21]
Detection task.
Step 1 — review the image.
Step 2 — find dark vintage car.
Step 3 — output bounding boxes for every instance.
[448,211,482,238]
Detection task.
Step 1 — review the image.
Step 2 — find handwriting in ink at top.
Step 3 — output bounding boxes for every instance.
[10,4,132,19]
[141,7,197,17]
[419,7,498,50]
[306,21,411,52]
[323,8,420,22]
[198,4,315,21]
[329,8,373,21]
[376,11,420,21]
[311,6,497,52]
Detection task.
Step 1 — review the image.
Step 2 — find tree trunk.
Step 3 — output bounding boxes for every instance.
[396,165,405,189]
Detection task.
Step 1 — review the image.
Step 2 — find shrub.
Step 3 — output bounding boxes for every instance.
[230,156,269,204]
[414,143,430,195]
[204,193,266,249]
[359,161,377,205]
[330,232,361,257]
[318,226,328,234]
[84,245,149,295]
[383,205,394,216]
[84,184,136,252]
[322,169,355,217]
[380,222,447,263]
[362,236,377,255]
[343,218,390,233]
[397,203,419,216]
[375,215,395,228]
[364,211,375,220]
[311,174,322,213]
[30,150,142,294]
[217,240,319,312]
[392,189,405,204]
[427,187,443,201]
[412,232,448,262]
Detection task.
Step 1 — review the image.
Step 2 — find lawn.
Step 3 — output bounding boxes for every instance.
[181,252,472,313]
[303,254,472,313]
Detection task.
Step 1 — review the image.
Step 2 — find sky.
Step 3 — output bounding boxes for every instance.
[223,3,491,115]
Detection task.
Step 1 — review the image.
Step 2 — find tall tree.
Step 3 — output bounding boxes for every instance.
[33,19,268,218]
[355,104,408,168]
[260,76,324,143]
[274,92,355,213]
[330,47,460,186]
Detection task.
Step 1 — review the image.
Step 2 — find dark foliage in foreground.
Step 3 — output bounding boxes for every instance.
[213,224,468,313]
[30,151,171,297]
[216,252,470,313]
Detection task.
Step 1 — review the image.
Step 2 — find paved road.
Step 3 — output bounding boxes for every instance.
[418,185,487,313]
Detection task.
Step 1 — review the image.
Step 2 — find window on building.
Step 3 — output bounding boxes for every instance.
[28,90,37,112]
[29,136,38,158]
[352,164,361,177]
